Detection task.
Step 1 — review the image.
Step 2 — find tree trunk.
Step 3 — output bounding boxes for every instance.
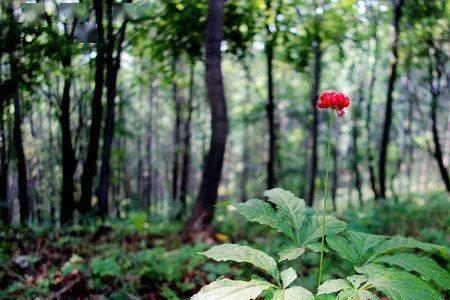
[9,47,30,225]
[377,0,403,200]
[352,86,363,207]
[186,0,228,234]
[429,48,450,192]
[265,18,277,189]
[366,21,380,200]
[145,81,154,210]
[0,92,9,224]
[59,61,76,225]
[240,62,251,202]
[306,38,321,206]
[171,59,182,203]
[79,0,105,215]
[97,7,127,218]
[179,61,195,216]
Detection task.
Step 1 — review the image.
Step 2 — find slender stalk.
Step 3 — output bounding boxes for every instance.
[317,112,335,287]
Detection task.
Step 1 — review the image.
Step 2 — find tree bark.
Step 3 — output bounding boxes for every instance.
[11,61,30,225]
[265,0,277,189]
[377,0,404,200]
[429,48,450,192]
[59,60,76,225]
[79,0,105,215]
[306,38,321,206]
[97,4,128,218]
[366,13,380,200]
[240,62,251,202]
[179,61,195,216]
[0,89,9,224]
[186,0,228,233]
[144,81,154,210]
[352,86,363,207]
[171,59,182,203]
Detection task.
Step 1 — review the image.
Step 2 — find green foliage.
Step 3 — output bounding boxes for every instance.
[193,188,450,300]
[91,257,121,279]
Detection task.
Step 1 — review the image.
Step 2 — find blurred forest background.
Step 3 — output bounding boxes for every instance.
[0,0,449,299]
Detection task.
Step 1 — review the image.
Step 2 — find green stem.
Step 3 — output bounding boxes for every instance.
[317,112,335,288]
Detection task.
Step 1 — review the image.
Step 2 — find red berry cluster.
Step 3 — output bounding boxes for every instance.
[317,91,350,117]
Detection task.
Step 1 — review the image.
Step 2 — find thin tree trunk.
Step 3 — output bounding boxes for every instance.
[179,61,195,216]
[145,81,154,210]
[265,0,277,189]
[352,85,363,207]
[0,92,9,224]
[171,58,182,203]
[186,0,228,234]
[378,0,404,200]
[366,6,380,200]
[79,0,105,215]
[240,62,251,202]
[59,66,76,225]
[136,137,143,200]
[9,47,30,225]
[306,37,321,206]
[429,48,450,192]
[97,8,128,218]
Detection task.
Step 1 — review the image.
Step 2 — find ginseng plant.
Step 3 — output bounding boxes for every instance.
[191,91,450,300]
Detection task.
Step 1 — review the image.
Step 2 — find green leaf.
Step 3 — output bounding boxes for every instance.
[317,279,352,295]
[280,268,297,289]
[200,244,280,282]
[356,264,443,300]
[279,246,305,262]
[327,235,359,264]
[346,231,386,259]
[337,289,379,300]
[368,237,446,261]
[306,242,328,253]
[191,278,273,300]
[346,275,367,289]
[303,215,347,245]
[373,253,450,290]
[235,199,294,240]
[272,286,314,300]
[264,188,307,232]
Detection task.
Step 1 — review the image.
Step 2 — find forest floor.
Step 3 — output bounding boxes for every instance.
[0,191,448,300]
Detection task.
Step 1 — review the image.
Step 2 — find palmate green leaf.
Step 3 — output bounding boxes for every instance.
[337,289,379,300]
[346,231,386,259]
[235,199,294,240]
[264,188,307,233]
[280,268,297,289]
[306,242,329,253]
[272,286,314,300]
[191,278,273,300]
[317,279,352,295]
[326,231,385,265]
[373,253,450,290]
[302,215,346,245]
[356,264,443,300]
[327,235,359,264]
[346,275,368,289]
[200,244,280,282]
[278,246,305,262]
[368,236,447,262]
